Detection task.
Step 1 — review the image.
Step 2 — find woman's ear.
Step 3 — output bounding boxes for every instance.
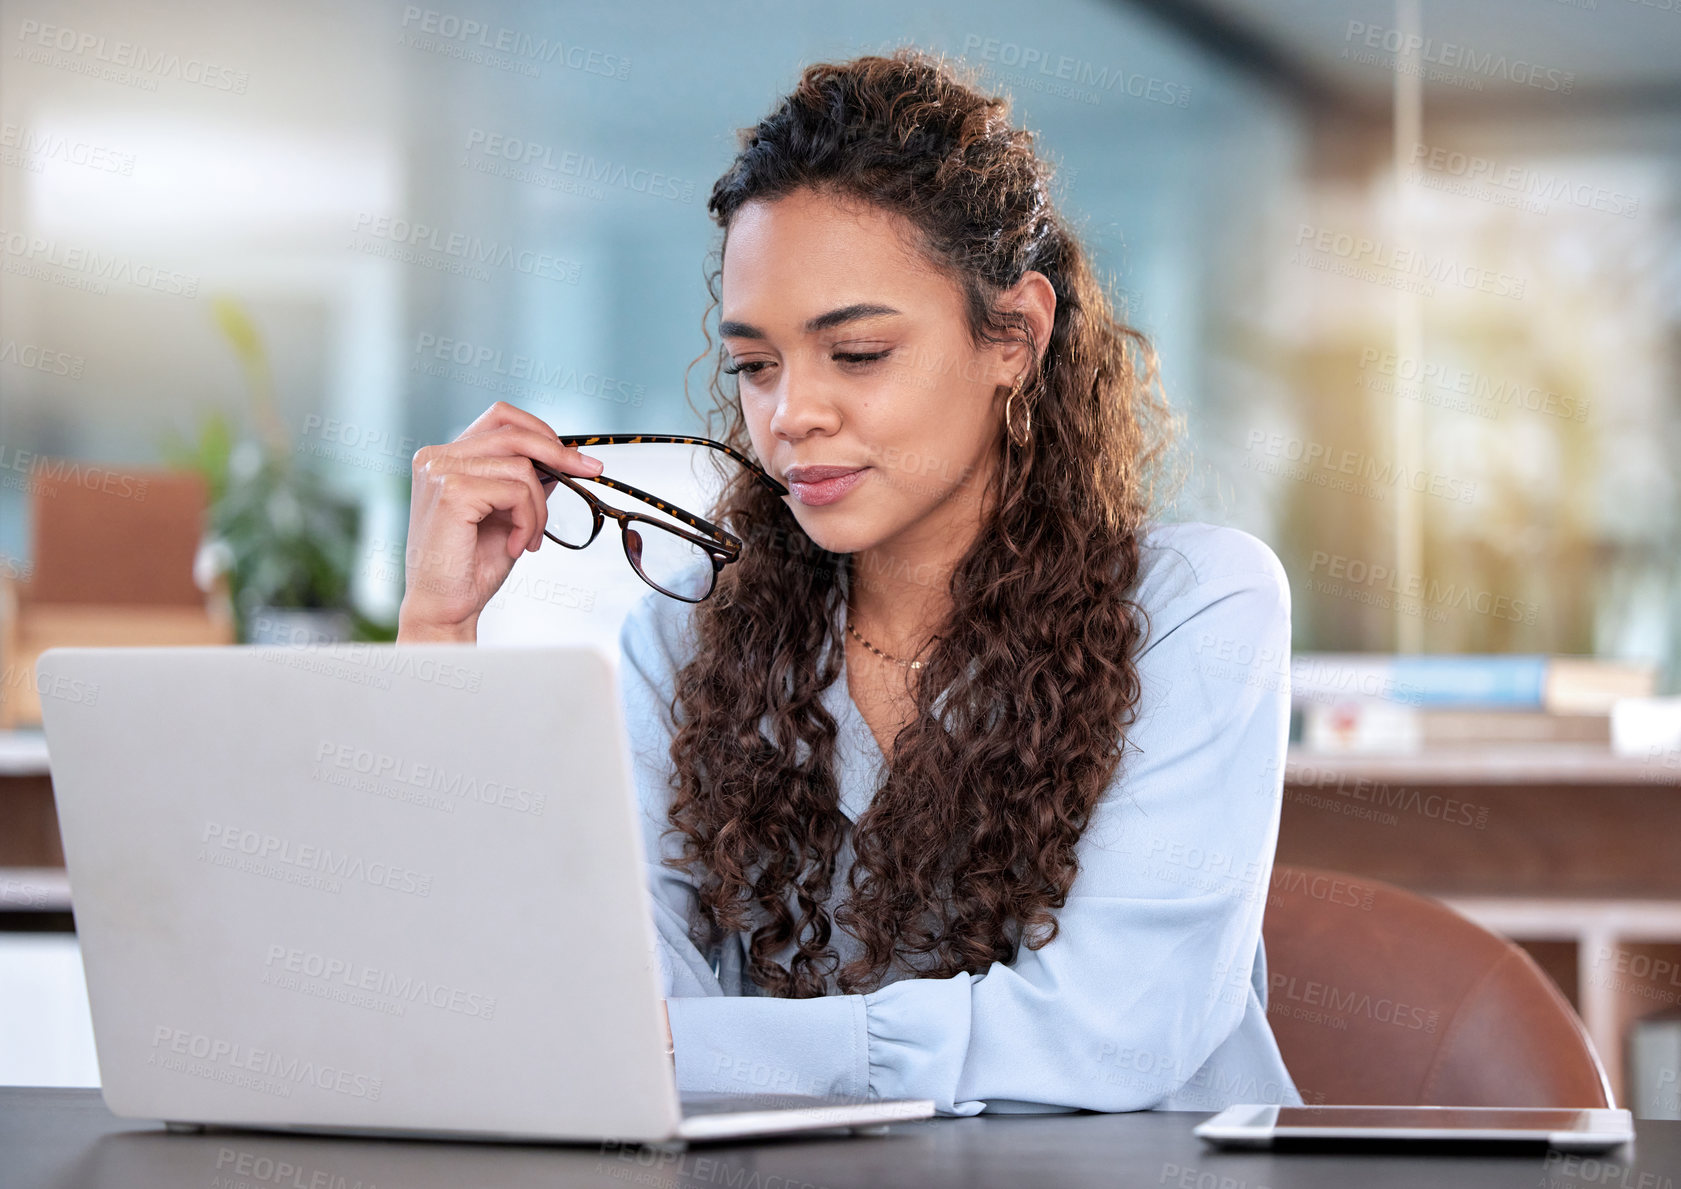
[994,270,1057,385]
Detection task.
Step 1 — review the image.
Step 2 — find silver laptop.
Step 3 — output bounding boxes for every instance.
[35,642,933,1145]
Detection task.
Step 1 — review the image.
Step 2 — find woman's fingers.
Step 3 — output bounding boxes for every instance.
[400,400,611,642]
[398,402,609,642]
[447,425,604,500]
[477,453,553,555]
[434,471,538,554]
[417,450,552,554]
[455,402,605,477]
[458,399,555,442]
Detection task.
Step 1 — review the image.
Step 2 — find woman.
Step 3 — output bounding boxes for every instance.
[399,48,1301,1115]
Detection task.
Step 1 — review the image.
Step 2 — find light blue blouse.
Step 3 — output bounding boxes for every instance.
[616,521,1304,1115]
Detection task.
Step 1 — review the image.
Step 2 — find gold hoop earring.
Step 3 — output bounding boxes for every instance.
[1003,380,1032,448]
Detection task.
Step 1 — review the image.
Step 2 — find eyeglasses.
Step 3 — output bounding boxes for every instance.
[529,434,789,603]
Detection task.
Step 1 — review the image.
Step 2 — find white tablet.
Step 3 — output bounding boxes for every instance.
[1194,1105,1634,1151]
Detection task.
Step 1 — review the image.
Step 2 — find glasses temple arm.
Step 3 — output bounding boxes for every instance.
[556,434,789,497]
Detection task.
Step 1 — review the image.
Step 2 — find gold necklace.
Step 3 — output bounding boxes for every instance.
[845,617,928,670]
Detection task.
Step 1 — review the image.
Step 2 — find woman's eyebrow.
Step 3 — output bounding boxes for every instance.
[720,302,903,340]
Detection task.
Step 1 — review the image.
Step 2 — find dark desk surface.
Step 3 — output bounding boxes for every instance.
[5,1087,1677,1189]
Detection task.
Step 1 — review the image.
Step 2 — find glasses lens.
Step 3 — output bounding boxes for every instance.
[623,520,716,600]
[543,476,598,547]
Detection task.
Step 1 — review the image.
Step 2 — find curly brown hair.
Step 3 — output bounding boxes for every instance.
[665,47,1177,997]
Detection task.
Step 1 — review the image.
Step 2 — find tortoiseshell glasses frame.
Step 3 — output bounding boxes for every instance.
[529,434,790,604]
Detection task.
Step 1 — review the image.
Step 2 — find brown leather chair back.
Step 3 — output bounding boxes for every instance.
[1262,864,1612,1107]
[23,464,209,605]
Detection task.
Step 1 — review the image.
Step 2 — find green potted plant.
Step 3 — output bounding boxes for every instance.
[162,297,365,645]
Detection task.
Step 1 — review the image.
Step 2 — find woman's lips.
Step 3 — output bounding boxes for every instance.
[788,467,868,506]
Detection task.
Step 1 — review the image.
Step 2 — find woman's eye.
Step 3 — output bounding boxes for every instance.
[724,349,892,377]
[833,349,893,368]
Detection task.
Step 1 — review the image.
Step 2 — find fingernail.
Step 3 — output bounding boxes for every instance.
[583,454,604,472]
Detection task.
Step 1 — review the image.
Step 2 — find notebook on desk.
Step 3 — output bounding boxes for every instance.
[36,643,932,1145]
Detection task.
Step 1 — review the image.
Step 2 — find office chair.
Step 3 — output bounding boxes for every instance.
[0,465,233,727]
[1262,863,1613,1107]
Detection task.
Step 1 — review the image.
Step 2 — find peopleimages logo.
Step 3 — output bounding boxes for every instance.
[399,6,630,80]
[1244,429,1479,505]
[0,228,200,297]
[1270,974,1441,1032]
[0,123,135,175]
[1356,348,1589,424]
[213,1148,378,1189]
[463,129,697,203]
[257,640,484,694]
[1285,759,1491,830]
[263,944,497,1020]
[13,18,250,93]
[960,34,1191,107]
[1293,223,1526,301]
[412,332,645,406]
[1307,549,1539,626]
[1269,868,1377,912]
[348,214,582,285]
[0,447,149,500]
[150,1025,381,1099]
[1,663,100,709]
[198,822,434,898]
[1409,143,1639,220]
[1342,20,1575,93]
[0,338,85,378]
[314,740,547,816]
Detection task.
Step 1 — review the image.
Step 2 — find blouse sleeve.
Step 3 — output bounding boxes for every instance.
[616,588,729,1001]
[618,586,875,1098]
[619,528,1297,1112]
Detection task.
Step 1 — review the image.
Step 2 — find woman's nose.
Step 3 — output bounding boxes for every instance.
[768,350,844,441]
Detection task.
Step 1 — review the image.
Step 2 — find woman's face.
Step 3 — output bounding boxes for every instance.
[721,188,1046,558]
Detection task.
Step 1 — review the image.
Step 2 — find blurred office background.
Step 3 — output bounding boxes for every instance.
[2,0,1679,1114]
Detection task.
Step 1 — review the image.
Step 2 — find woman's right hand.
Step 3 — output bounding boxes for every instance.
[397,401,604,643]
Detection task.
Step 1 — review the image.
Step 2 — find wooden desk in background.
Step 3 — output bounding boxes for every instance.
[0,732,67,913]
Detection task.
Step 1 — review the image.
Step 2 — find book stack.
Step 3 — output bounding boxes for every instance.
[1291,653,1661,753]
